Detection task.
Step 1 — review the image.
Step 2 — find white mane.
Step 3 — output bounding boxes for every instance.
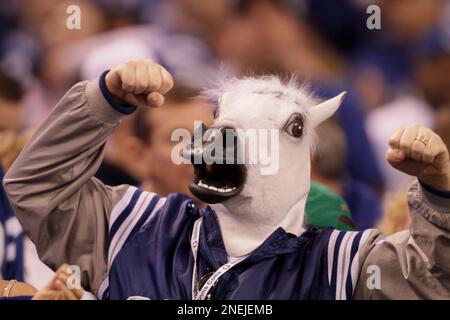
[202,75,320,113]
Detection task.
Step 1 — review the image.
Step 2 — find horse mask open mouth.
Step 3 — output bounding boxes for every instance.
[184,123,247,204]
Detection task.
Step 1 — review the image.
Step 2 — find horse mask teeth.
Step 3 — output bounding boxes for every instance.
[185,124,247,204]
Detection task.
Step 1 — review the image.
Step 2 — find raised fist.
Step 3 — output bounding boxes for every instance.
[387,124,450,191]
[105,60,174,108]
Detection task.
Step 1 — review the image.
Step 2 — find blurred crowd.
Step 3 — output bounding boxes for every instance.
[0,0,449,293]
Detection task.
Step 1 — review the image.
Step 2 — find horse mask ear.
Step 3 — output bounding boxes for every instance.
[309,92,347,128]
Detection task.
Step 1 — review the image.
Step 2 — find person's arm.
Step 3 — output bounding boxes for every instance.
[352,124,450,299]
[0,264,84,300]
[3,60,173,295]
[0,279,37,298]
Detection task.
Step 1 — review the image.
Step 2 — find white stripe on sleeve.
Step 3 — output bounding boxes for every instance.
[335,232,353,300]
[337,231,358,300]
[327,230,340,284]
[349,229,374,296]
[108,191,152,268]
[109,186,137,229]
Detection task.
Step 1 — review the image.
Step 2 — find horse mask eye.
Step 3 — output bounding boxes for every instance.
[284,114,304,138]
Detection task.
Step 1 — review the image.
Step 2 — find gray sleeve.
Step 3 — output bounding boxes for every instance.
[3,79,130,294]
[353,181,450,299]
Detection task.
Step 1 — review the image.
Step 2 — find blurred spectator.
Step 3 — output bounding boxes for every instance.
[351,0,444,89]
[312,119,348,193]
[0,131,54,291]
[0,131,31,174]
[305,181,355,231]
[303,0,368,53]
[434,106,450,151]
[312,119,382,230]
[94,116,143,187]
[381,0,441,44]
[415,45,450,110]
[0,67,28,280]
[18,0,107,130]
[213,0,345,80]
[1,165,24,281]
[315,86,384,191]
[154,0,234,38]
[36,0,106,49]
[0,69,23,132]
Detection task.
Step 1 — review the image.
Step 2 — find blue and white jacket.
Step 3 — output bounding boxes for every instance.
[99,187,371,300]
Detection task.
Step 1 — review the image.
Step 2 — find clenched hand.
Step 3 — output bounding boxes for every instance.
[387,124,450,191]
[105,60,174,108]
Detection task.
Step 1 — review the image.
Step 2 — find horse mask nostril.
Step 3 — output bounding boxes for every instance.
[183,124,239,164]
[182,123,209,163]
[220,126,237,149]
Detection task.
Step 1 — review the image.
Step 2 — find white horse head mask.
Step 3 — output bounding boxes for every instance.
[186,76,346,257]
